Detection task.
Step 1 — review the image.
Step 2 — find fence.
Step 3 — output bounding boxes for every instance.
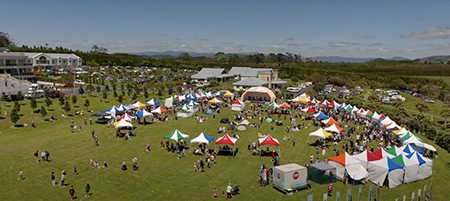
[307,182,432,201]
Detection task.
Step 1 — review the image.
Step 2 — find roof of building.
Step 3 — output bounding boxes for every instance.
[0,52,27,58]
[191,68,225,79]
[22,52,80,59]
[233,78,268,86]
[229,67,273,77]
[271,80,287,84]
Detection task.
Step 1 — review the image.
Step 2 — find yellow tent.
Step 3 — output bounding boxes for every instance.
[208,98,222,103]
[291,96,309,103]
[132,101,146,109]
[224,91,233,98]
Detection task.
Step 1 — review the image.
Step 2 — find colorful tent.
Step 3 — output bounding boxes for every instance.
[215,91,224,97]
[105,105,120,114]
[151,106,169,114]
[231,100,245,111]
[324,124,344,134]
[339,103,347,109]
[278,102,291,109]
[351,150,383,168]
[186,100,199,107]
[114,119,133,129]
[321,117,340,126]
[117,104,128,112]
[400,153,422,184]
[371,148,395,159]
[381,116,394,125]
[134,109,153,117]
[351,106,359,113]
[208,98,222,103]
[319,100,330,106]
[223,91,234,98]
[301,107,317,113]
[367,156,404,188]
[328,152,368,181]
[177,104,191,111]
[327,100,341,108]
[309,128,333,139]
[313,111,329,119]
[299,92,310,99]
[408,152,432,180]
[116,113,134,122]
[163,130,189,141]
[402,134,437,152]
[355,108,366,115]
[385,146,399,158]
[309,98,319,105]
[190,132,214,144]
[146,99,160,106]
[375,113,386,120]
[362,110,373,117]
[267,102,279,109]
[206,92,214,98]
[367,111,379,119]
[258,134,280,146]
[393,127,408,135]
[240,119,250,125]
[215,134,237,146]
[132,101,146,109]
[386,122,402,130]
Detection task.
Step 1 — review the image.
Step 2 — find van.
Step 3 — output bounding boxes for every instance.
[25,89,45,99]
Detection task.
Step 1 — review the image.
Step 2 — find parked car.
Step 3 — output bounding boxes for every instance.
[424,98,435,104]
[74,79,85,85]
[63,83,74,88]
[287,87,300,93]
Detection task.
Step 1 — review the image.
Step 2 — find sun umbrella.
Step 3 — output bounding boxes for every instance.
[163,130,189,141]
[265,118,273,123]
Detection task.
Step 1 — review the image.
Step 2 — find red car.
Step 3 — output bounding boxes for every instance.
[63,83,74,87]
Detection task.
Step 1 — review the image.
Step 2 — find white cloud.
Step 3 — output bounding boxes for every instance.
[401,26,450,40]
[367,42,385,47]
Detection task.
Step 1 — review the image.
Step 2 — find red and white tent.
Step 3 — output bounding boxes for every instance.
[116,113,134,122]
[309,98,319,105]
[215,134,237,146]
[324,124,344,134]
[151,106,169,114]
[258,134,280,146]
[327,100,341,108]
[319,100,330,106]
[301,107,317,113]
[231,100,245,112]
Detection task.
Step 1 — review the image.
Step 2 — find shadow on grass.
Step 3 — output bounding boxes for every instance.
[19,114,25,117]
[14,124,24,128]
[74,105,79,108]
[48,109,55,111]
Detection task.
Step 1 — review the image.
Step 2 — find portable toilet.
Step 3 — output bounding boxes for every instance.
[272,163,309,193]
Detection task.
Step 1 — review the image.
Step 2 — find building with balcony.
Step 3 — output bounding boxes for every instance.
[229,67,287,91]
[0,48,82,80]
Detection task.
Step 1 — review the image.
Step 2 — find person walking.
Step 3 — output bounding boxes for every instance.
[31,120,36,128]
[91,129,95,138]
[226,183,232,199]
[34,150,39,163]
[94,136,99,146]
[85,183,91,197]
[60,172,66,187]
[146,142,151,152]
[69,186,75,199]
[18,170,23,180]
[327,183,333,196]
[72,166,78,175]
[51,172,56,186]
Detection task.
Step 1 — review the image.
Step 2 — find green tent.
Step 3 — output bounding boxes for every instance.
[163,130,189,141]
[385,146,397,157]
[391,155,405,167]
[177,104,190,111]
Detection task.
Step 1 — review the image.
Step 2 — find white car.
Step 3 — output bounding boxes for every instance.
[74,79,85,85]
[287,87,300,93]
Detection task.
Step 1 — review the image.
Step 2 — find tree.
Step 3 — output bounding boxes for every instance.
[113,90,118,98]
[16,91,23,101]
[440,107,450,124]
[44,96,53,107]
[14,101,20,112]
[102,91,108,99]
[132,92,138,101]
[78,86,85,95]
[117,95,123,104]
[84,99,90,109]
[391,99,404,108]
[86,84,95,95]
[143,89,149,99]
[96,86,101,93]
[59,96,65,106]
[157,89,163,97]
[63,101,71,114]
[10,109,20,126]
[72,95,78,105]
[104,84,110,92]
[0,32,17,47]
[415,101,431,114]
[30,98,37,110]
[40,106,47,118]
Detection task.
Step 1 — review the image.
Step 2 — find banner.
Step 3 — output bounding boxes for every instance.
[323,193,328,201]
[308,194,313,201]
[411,192,415,201]
[336,191,340,201]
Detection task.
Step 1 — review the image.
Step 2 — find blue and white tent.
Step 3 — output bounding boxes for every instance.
[313,111,329,119]
[117,104,128,112]
[135,109,153,117]
[215,91,224,97]
[146,98,160,106]
[187,100,198,107]
[105,105,120,114]
[190,132,214,144]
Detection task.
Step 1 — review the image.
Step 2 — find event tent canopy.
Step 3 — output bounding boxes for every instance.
[408,152,432,180]
[381,116,394,125]
[134,109,153,117]
[117,113,134,122]
[215,134,237,146]
[223,91,233,98]
[92,110,110,117]
[367,156,404,188]
[132,101,146,109]
[164,130,189,141]
[190,132,214,144]
[215,91,224,97]
[301,107,317,113]
[308,162,337,184]
[231,100,245,111]
[258,134,280,146]
[291,96,309,103]
[151,106,169,114]
[386,122,402,130]
[117,104,128,112]
[208,98,222,103]
[351,150,383,168]
[321,117,340,126]
[327,100,341,108]
[177,104,191,111]
[313,111,329,119]
[328,152,368,180]
[309,98,319,105]
[278,102,291,109]
[114,119,133,129]
[267,102,279,109]
[309,128,333,139]
[146,98,160,106]
[105,105,120,114]
[324,124,344,134]
[240,119,250,125]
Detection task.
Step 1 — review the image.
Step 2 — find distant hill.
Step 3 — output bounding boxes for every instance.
[420,55,450,63]
[133,51,214,58]
[309,56,375,63]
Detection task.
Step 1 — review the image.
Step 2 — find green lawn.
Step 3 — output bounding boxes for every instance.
[0,95,448,201]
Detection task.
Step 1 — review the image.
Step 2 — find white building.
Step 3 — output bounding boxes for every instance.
[0,48,82,80]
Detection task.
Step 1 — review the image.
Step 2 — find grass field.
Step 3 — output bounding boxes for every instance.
[0,95,448,201]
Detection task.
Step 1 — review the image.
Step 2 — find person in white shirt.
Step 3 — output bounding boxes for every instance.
[226,183,232,199]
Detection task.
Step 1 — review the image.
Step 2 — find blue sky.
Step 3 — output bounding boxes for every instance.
[2,0,450,58]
